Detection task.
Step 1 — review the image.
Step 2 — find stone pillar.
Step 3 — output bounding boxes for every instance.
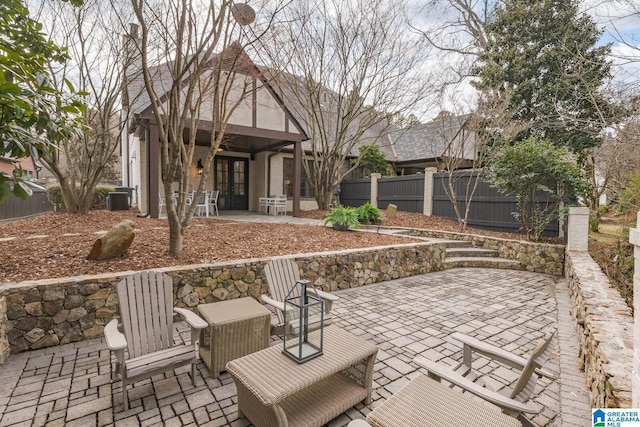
[567,206,589,252]
[423,167,437,216]
[370,173,381,208]
[630,211,640,407]
[0,296,8,365]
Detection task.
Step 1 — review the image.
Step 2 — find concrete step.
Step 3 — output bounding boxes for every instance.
[445,247,500,258]
[444,257,521,270]
[441,240,472,249]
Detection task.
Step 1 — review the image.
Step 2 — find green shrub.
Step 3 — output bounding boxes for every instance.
[323,205,360,230]
[355,202,382,224]
[589,205,608,232]
[618,172,640,214]
[46,184,115,212]
[92,185,114,209]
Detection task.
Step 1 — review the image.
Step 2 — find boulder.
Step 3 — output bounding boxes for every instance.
[386,204,398,219]
[87,220,135,260]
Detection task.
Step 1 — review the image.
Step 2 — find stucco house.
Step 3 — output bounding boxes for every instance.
[121,41,478,218]
[121,43,313,218]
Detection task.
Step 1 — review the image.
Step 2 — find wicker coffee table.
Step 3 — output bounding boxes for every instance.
[197,297,271,378]
[227,325,378,427]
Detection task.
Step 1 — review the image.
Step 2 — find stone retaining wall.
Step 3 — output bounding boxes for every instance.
[565,250,633,408]
[0,296,8,365]
[389,227,565,276]
[0,242,445,358]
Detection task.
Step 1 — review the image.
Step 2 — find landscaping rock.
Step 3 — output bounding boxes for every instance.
[87,219,135,260]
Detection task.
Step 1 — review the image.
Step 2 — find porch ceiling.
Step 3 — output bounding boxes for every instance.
[188,122,301,154]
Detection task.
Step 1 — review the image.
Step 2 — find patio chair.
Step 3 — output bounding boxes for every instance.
[104,271,207,411]
[273,194,287,216]
[349,329,557,427]
[417,329,556,426]
[158,192,166,215]
[208,190,219,216]
[262,257,339,336]
[194,191,210,217]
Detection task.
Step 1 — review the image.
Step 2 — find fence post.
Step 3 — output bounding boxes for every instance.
[423,167,437,216]
[370,173,381,208]
[629,211,640,407]
[567,206,589,251]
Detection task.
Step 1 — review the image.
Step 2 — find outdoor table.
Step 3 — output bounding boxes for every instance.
[227,325,378,427]
[197,297,271,378]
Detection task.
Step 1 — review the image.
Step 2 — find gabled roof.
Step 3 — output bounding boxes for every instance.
[124,43,307,139]
[388,114,473,163]
[261,67,397,158]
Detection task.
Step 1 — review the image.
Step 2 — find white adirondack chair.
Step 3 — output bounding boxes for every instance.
[262,258,339,336]
[104,271,207,410]
[415,329,557,418]
[349,329,557,427]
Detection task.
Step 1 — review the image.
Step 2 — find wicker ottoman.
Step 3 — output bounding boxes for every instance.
[197,297,271,378]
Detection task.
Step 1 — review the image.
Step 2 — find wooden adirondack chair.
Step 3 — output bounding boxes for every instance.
[349,329,557,427]
[262,258,339,335]
[414,329,557,426]
[104,271,207,410]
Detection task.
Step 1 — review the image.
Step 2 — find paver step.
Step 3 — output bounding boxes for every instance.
[445,247,500,258]
[444,257,521,270]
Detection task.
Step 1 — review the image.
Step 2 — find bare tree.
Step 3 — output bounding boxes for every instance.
[30,0,125,214]
[260,0,430,209]
[409,0,495,94]
[126,0,284,255]
[436,88,527,231]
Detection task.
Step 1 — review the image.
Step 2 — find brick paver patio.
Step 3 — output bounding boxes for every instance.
[0,267,590,426]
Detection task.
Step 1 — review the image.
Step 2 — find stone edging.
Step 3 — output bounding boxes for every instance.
[565,250,633,408]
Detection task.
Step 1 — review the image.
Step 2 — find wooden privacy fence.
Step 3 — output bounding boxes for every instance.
[340,169,560,237]
[0,189,52,221]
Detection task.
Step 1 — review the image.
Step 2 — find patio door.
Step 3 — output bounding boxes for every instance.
[214,156,248,210]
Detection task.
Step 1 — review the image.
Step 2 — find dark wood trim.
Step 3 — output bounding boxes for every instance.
[195,120,303,142]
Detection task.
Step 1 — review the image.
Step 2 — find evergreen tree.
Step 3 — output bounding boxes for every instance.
[474,0,618,153]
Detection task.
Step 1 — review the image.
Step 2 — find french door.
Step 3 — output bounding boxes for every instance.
[214,157,248,210]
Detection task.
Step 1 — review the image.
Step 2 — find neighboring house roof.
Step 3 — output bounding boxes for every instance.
[388,114,473,164]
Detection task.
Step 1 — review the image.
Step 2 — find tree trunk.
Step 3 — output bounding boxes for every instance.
[58,177,80,214]
[316,191,332,210]
[168,216,184,257]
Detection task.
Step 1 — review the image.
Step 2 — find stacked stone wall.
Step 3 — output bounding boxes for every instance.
[0,296,8,365]
[565,251,633,408]
[0,242,445,359]
[397,228,565,275]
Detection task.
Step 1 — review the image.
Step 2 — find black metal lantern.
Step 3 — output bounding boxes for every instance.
[283,279,324,363]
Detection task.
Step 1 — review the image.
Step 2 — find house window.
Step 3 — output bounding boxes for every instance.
[283,158,314,198]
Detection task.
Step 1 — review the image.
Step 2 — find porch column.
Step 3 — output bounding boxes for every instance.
[293,141,301,216]
[629,211,640,406]
[149,124,160,218]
